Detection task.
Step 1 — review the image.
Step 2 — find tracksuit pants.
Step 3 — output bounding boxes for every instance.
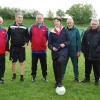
[31,53,47,78]
[84,59,100,82]
[0,54,5,79]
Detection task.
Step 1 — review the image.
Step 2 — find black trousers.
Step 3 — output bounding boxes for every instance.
[31,53,47,77]
[0,54,5,79]
[53,56,65,85]
[85,59,100,82]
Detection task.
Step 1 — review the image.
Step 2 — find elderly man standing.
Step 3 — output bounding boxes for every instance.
[62,17,81,82]
[30,14,49,82]
[81,18,100,86]
[7,12,29,81]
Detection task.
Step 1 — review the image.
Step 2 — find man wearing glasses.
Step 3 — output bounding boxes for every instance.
[81,18,100,86]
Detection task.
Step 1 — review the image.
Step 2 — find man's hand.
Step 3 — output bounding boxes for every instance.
[60,43,65,48]
[76,52,81,57]
[5,51,9,56]
[53,47,58,52]
[22,43,28,47]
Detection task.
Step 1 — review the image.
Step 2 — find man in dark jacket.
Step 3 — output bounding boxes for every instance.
[62,17,81,81]
[81,18,100,86]
[7,12,29,81]
[48,17,70,87]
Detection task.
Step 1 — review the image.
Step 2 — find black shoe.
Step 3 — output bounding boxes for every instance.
[12,74,16,80]
[0,79,4,84]
[32,75,36,82]
[20,75,24,81]
[42,76,48,82]
[55,83,62,88]
[95,81,99,86]
[81,78,90,83]
[74,78,79,82]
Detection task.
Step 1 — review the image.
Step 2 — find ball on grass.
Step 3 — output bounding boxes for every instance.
[55,86,66,95]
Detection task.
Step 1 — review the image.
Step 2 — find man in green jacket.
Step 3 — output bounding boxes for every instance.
[62,17,81,81]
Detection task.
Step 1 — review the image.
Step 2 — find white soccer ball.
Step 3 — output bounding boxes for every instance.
[55,86,66,95]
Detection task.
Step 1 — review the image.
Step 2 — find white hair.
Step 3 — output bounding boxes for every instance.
[90,18,99,25]
[15,12,23,18]
[0,16,3,23]
[66,17,74,23]
[36,13,44,18]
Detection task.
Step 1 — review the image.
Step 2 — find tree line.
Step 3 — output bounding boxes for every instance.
[0,4,97,24]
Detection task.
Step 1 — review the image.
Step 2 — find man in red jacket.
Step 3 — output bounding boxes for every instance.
[0,16,8,84]
[30,14,49,82]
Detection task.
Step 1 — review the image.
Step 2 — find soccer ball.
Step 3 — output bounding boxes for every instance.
[55,86,66,95]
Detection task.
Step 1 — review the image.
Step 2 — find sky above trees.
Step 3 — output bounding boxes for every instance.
[0,0,100,18]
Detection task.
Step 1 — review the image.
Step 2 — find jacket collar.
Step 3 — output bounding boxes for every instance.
[67,26,75,30]
[51,25,63,35]
[13,22,23,26]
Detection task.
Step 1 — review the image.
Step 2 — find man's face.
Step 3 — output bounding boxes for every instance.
[15,15,23,24]
[53,19,61,27]
[91,21,98,30]
[67,20,74,29]
[0,17,3,25]
[36,15,44,24]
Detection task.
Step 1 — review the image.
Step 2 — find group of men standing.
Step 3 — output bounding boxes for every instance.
[0,12,100,87]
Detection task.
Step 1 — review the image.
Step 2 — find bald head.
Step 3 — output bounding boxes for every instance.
[90,18,99,29]
[66,18,74,29]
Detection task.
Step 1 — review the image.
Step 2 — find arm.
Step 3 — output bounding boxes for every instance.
[46,26,49,41]
[29,27,32,42]
[24,28,29,45]
[76,29,81,52]
[81,31,87,53]
[48,32,53,50]
[6,26,11,51]
[65,29,70,46]
[60,29,70,48]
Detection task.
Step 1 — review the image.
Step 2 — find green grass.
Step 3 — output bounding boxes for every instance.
[0,45,100,100]
[0,20,100,100]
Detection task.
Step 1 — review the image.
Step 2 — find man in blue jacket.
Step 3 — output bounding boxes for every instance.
[62,17,81,82]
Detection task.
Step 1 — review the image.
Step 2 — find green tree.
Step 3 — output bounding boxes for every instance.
[56,9,65,18]
[47,10,54,19]
[66,4,96,24]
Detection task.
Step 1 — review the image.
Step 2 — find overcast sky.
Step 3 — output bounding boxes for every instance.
[0,0,100,18]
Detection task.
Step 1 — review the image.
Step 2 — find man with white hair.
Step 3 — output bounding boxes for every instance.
[7,12,29,81]
[62,17,81,82]
[30,14,49,82]
[81,18,100,86]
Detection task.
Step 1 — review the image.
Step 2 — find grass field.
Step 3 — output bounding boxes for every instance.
[0,45,100,100]
[0,19,100,100]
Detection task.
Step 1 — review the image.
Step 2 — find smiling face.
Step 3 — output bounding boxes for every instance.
[15,15,23,25]
[36,14,44,25]
[53,19,61,27]
[66,18,74,29]
[90,19,99,30]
